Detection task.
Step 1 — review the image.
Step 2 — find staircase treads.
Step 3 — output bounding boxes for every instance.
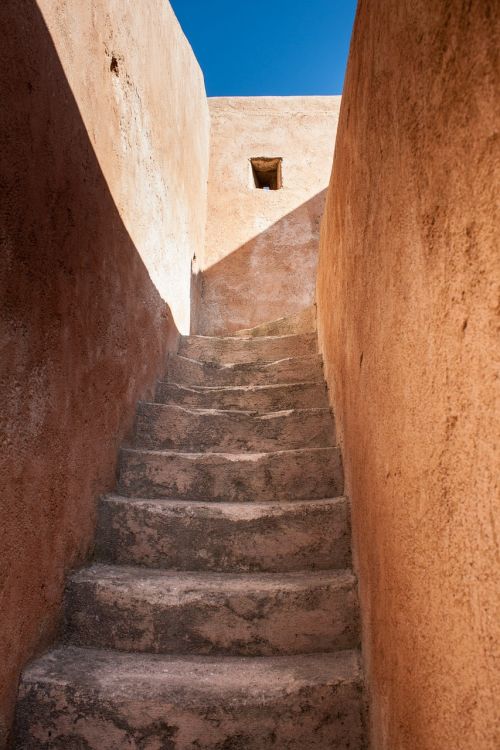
[233,306,316,338]
[167,353,323,387]
[134,402,335,452]
[65,565,360,656]
[178,332,318,364]
[155,379,329,411]
[16,646,365,750]
[14,322,365,749]
[118,446,343,502]
[96,495,352,572]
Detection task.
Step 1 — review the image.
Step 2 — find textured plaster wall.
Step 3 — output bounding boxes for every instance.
[0,0,209,743]
[196,97,341,334]
[315,2,499,749]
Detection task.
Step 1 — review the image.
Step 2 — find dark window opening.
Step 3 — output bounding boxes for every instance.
[250,157,283,190]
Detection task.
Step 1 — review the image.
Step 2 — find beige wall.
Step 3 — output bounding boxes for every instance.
[0,0,209,744]
[316,2,499,749]
[195,96,341,334]
[37,0,210,334]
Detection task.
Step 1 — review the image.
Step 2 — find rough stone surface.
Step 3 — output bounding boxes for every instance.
[119,446,343,501]
[155,380,329,412]
[14,322,364,747]
[15,647,366,750]
[134,403,335,452]
[315,2,499,749]
[179,332,318,363]
[194,98,341,334]
[167,353,324,387]
[0,0,208,740]
[95,496,352,572]
[235,306,317,338]
[65,565,359,655]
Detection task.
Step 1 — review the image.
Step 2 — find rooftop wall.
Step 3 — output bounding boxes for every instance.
[316,2,499,749]
[195,96,341,334]
[0,0,209,743]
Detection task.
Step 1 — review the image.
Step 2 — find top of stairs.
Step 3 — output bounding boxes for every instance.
[178,331,318,364]
[233,306,317,338]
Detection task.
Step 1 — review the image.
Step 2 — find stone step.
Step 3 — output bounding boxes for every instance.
[133,403,335,453]
[155,380,329,411]
[15,646,365,749]
[234,306,317,338]
[65,565,360,656]
[178,332,318,364]
[118,446,343,502]
[95,496,351,572]
[167,353,323,387]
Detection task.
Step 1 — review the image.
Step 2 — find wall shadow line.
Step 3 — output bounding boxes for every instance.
[193,190,327,335]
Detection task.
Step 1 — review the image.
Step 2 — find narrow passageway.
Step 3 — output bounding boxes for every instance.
[15,311,366,748]
[3,2,497,748]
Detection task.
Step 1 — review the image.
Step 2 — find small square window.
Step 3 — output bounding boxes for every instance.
[250,157,283,190]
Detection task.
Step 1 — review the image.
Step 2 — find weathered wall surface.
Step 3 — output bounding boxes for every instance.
[196,97,340,334]
[316,2,499,749]
[0,0,209,743]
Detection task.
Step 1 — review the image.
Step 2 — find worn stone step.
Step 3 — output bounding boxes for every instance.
[65,565,359,656]
[167,353,323,387]
[234,306,317,338]
[118,446,343,502]
[95,495,351,572]
[15,646,365,749]
[178,332,318,364]
[155,380,329,411]
[133,403,335,453]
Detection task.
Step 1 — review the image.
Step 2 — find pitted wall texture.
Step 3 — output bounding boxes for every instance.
[316,2,499,749]
[0,1,209,743]
[196,97,341,334]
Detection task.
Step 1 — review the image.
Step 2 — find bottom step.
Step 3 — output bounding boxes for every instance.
[16,646,366,749]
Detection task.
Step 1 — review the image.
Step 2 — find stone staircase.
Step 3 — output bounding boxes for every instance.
[14,314,366,749]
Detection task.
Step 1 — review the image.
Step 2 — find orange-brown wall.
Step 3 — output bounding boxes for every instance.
[316,2,499,749]
[0,1,208,744]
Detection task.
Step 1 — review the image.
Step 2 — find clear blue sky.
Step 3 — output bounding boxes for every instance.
[169,0,358,96]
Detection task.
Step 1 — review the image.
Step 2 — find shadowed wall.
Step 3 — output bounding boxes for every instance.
[196,97,340,334]
[0,1,209,744]
[316,1,499,749]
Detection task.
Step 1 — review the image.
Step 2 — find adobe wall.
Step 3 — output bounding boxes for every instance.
[0,0,209,743]
[315,2,499,749]
[195,97,341,334]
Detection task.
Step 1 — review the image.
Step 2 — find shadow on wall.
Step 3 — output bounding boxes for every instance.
[194,190,327,335]
[0,2,176,744]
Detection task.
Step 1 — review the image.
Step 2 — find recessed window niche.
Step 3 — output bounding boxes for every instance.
[250,157,283,190]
